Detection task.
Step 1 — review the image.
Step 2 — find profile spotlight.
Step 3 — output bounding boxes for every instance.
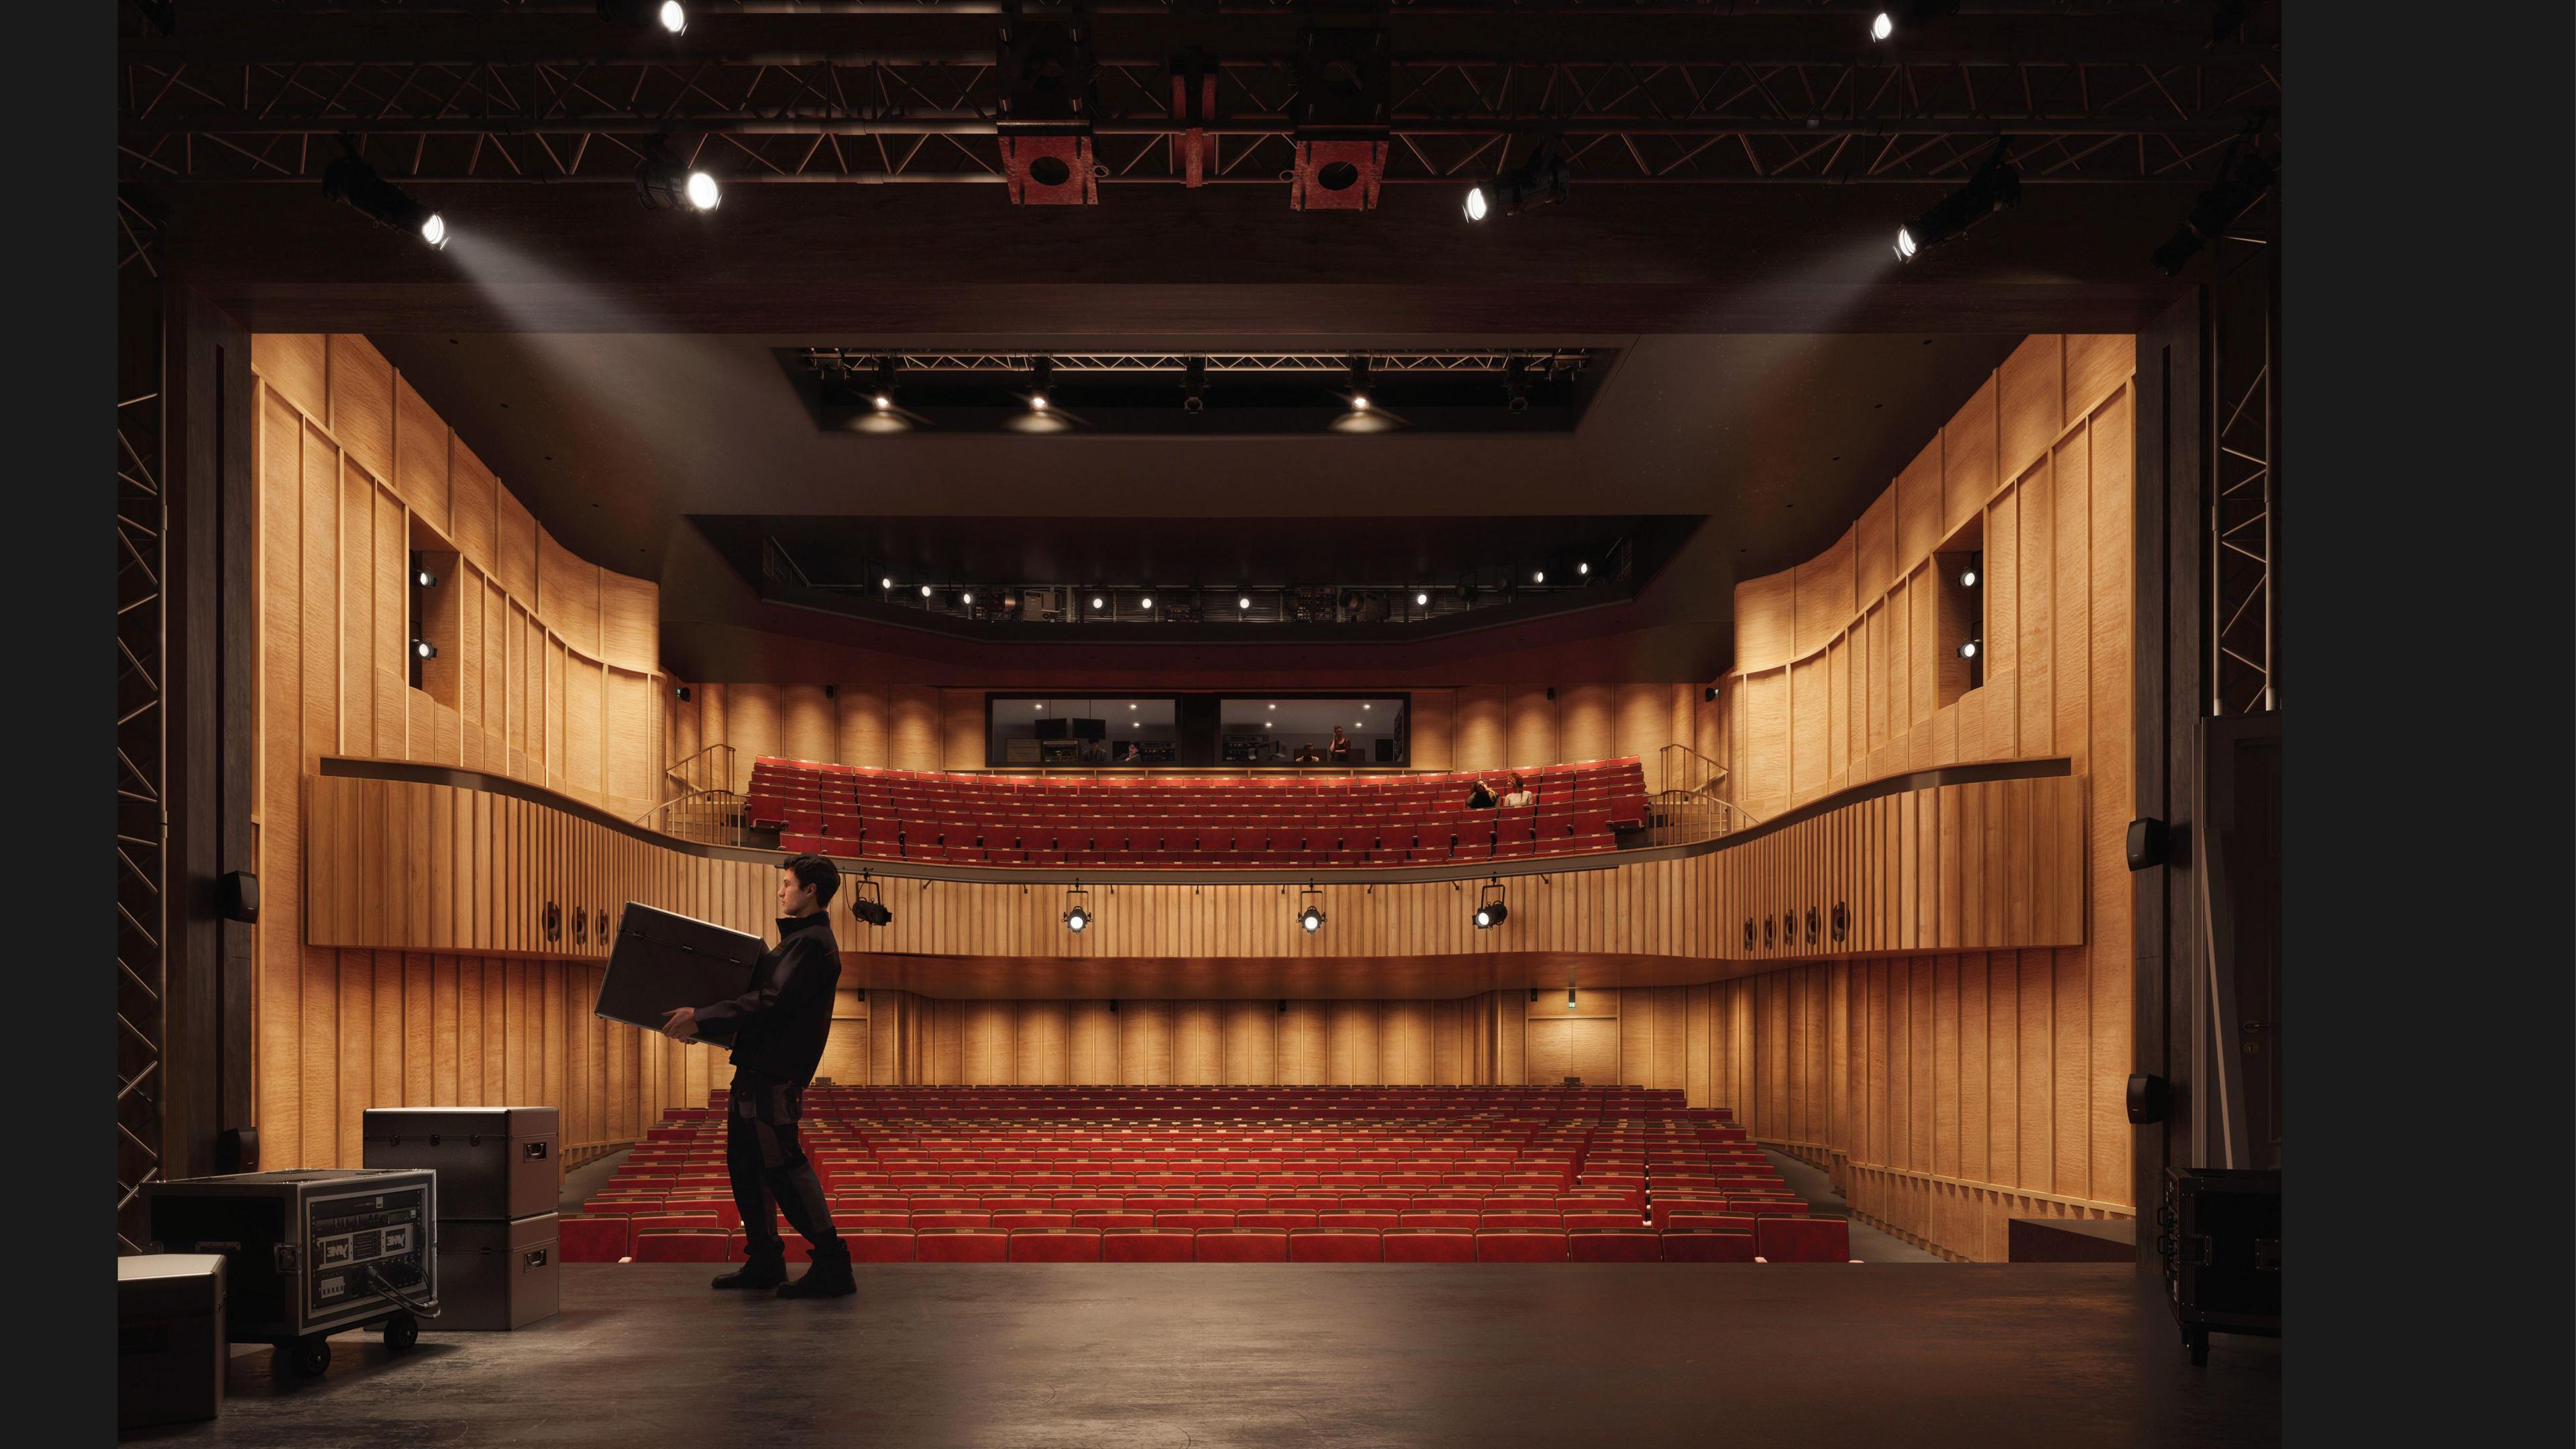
[960,592,975,607]
[1183,357,1208,415]
[416,566,436,588]
[635,141,720,211]
[879,577,893,589]
[1140,596,1154,610]
[1415,592,1430,606]
[1028,357,1053,413]
[1894,138,2020,261]
[1345,356,1372,414]
[413,640,437,660]
[2151,144,2276,276]
[1091,596,1107,610]
[1297,887,1326,934]
[1238,596,1252,610]
[1472,881,1509,929]
[1957,640,1980,659]
[1870,1,1960,42]
[851,877,893,927]
[322,150,449,249]
[1576,561,1589,576]
[598,1,687,34]
[1567,985,1578,1008]
[1062,886,1093,934]
[1503,357,1532,413]
[1466,138,1570,221]
[920,584,933,598]
[1960,566,1979,588]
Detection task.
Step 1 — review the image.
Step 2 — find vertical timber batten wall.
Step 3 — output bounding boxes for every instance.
[1718,335,2139,1260]
[252,333,685,1172]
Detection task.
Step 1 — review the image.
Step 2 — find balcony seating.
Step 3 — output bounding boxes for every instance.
[741,758,1652,870]
[563,1086,1854,1265]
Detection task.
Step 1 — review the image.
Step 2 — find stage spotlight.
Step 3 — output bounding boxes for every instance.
[1472,881,1509,929]
[1062,886,1093,933]
[1567,985,1578,1008]
[961,592,975,606]
[1533,570,1546,584]
[880,577,893,589]
[1503,356,1531,413]
[414,640,437,660]
[1091,596,1106,610]
[1960,566,1979,588]
[416,566,436,588]
[851,877,893,927]
[1576,561,1589,576]
[1895,139,2020,261]
[598,1,686,34]
[1703,685,1721,702]
[635,141,720,211]
[676,685,692,702]
[1957,640,1980,659]
[1298,888,1327,934]
[1344,356,1372,415]
[322,150,449,249]
[1466,138,1570,221]
[2152,146,2276,276]
[1415,592,1430,606]
[1029,357,1053,413]
[1239,596,1252,610]
[1184,357,1207,414]
[1140,596,1154,610]
[873,392,892,412]
[1870,1,1959,42]
[920,584,933,598]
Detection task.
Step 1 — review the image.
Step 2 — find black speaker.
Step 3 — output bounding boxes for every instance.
[2126,817,2169,871]
[2127,1072,2170,1124]
[219,871,259,924]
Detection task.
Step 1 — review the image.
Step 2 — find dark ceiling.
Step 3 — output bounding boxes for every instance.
[130,3,2273,682]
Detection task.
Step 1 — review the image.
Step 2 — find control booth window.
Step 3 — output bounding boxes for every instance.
[989,696,1179,767]
[1220,697,1407,767]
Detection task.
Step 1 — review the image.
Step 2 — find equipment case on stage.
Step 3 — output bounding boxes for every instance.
[118,1253,227,1429]
[596,902,765,1042]
[363,1106,561,1222]
[433,1213,562,1331]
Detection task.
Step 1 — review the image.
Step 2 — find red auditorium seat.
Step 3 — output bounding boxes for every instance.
[559,1217,630,1262]
[1476,1231,1569,1263]
[1754,1218,1855,1263]
[632,1230,731,1262]
[1192,1230,1290,1263]
[1658,1231,1758,1263]
[1381,1230,1475,1263]
[1289,1230,1383,1263]
[843,1231,916,1263]
[1008,1230,1104,1263]
[914,1230,1010,1263]
[1101,1230,1197,1263]
[1568,1230,1664,1263]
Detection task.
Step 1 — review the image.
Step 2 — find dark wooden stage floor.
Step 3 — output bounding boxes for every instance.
[134,1265,2278,1448]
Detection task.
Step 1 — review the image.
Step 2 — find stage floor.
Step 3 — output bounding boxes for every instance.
[138,1264,2277,1448]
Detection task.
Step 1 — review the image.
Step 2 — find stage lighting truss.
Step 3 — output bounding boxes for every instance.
[851,874,894,928]
[1062,884,1093,934]
[120,36,2282,188]
[1472,880,1509,930]
[1297,885,1326,934]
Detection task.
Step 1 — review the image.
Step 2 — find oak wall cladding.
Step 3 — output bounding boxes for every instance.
[251,333,674,1175]
[1715,333,2137,1262]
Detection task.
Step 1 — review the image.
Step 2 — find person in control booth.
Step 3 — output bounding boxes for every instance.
[659,853,852,1299]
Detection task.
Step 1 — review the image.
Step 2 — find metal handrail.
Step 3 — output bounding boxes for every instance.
[1647,742,1756,847]
[636,786,749,847]
[664,741,737,798]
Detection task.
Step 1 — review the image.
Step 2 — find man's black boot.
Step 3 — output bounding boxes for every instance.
[775,1240,855,1299]
[711,1251,789,1290]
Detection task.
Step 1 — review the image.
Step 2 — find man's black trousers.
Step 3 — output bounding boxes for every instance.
[726,1072,840,1259]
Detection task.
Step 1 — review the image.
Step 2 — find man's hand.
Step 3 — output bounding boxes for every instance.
[659,1006,698,1041]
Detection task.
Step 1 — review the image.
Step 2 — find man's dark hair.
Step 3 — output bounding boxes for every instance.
[782,853,841,908]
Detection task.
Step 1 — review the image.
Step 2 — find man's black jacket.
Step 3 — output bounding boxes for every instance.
[694,911,841,1085]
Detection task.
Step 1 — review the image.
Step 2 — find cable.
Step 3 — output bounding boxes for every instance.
[358,1267,442,1319]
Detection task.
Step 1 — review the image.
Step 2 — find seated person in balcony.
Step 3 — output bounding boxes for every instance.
[1464,777,1499,809]
[1120,741,1145,763]
[1293,743,1324,765]
[1327,725,1354,763]
[1498,772,1537,808]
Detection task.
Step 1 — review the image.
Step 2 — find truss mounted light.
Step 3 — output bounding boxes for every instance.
[1472,880,1509,929]
[1297,885,1327,934]
[851,874,893,928]
[598,1,688,36]
[635,138,719,212]
[1062,885,1093,934]
[1895,138,2021,260]
[323,147,448,249]
[1870,1,1960,43]
[1464,136,1570,222]
[1028,357,1053,412]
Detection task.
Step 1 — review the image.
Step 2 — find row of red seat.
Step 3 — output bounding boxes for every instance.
[744,759,1649,870]
[578,1222,1850,1264]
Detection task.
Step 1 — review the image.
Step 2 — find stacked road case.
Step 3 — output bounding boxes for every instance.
[365,1106,562,1331]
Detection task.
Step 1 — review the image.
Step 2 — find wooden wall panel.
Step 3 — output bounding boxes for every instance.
[941,688,986,770]
[1733,568,1795,674]
[888,686,941,772]
[835,683,888,769]
[254,334,329,421]
[598,571,659,675]
[392,375,449,537]
[1894,436,1945,578]
[1453,685,1507,772]
[1996,335,2064,482]
[1942,374,1998,539]
[781,684,837,765]
[2063,335,2135,421]
[537,529,602,659]
[1562,682,1615,769]
[1504,684,1557,768]
[1794,528,1856,660]
[326,336,395,486]
[726,684,782,790]
[494,488,539,602]
[1405,689,1452,771]
[1526,1018,1617,1087]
